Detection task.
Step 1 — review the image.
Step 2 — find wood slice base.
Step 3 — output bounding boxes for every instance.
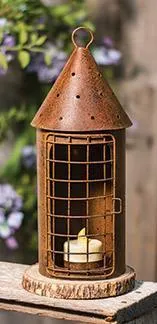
[22,264,135,300]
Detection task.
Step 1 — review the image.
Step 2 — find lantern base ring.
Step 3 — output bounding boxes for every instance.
[22,264,135,300]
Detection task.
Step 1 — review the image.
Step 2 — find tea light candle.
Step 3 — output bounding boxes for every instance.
[64,228,103,263]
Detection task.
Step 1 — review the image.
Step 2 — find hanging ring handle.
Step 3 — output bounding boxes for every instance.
[72,26,94,49]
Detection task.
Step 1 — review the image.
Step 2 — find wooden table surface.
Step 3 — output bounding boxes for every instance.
[0,262,157,323]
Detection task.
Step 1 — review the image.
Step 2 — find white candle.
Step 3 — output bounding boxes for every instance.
[64,228,103,263]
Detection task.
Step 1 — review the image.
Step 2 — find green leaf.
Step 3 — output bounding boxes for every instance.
[0,128,35,180]
[30,33,38,44]
[0,52,8,70]
[0,31,4,43]
[63,10,86,26]
[44,52,52,66]
[29,233,38,250]
[83,21,95,31]
[8,107,17,119]
[104,68,113,80]
[18,50,30,68]
[35,35,47,46]
[19,28,28,45]
[52,4,70,16]
[21,174,30,185]
[37,24,45,30]
[0,135,27,179]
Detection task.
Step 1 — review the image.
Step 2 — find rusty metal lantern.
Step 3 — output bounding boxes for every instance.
[23,27,135,299]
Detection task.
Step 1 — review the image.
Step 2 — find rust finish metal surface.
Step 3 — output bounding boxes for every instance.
[37,129,126,280]
[30,28,134,289]
[64,260,103,270]
[31,29,132,132]
[36,130,47,273]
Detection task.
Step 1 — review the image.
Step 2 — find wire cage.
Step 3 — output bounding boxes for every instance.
[35,129,125,280]
[46,132,116,279]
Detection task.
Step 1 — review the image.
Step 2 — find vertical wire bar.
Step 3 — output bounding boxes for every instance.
[103,137,106,272]
[86,137,90,271]
[46,141,50,267]
[67,137,71,274]
[47,142,53,268]
[112,137,116,275]
[52,135,55,271]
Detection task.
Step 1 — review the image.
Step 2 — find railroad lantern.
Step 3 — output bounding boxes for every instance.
[23,27,135,299]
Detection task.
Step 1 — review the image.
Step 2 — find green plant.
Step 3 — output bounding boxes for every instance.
[0,0,93,255]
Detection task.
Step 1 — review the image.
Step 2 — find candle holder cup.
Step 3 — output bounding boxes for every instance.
[22,27,136,299]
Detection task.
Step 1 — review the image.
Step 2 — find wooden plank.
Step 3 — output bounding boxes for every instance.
[0,302,107,324]
[128,308,157,324]
[119,0,157,282]
[0,262,157,323]
[119,76,157,281]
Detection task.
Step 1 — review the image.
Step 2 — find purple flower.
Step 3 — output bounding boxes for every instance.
[36,16,46,25]
[0,223,12,239]
[3,35,15,48]
[21,145,36,169]
[0,34,15,76]
[0,209,5,224]
[0,183,24,249]
[0,67,7,75]
[103,37,114,48]
[93,35,122,66]
[0,18,7,27]
[5,236,19,249]
[107,49,122,64]
[27,44,67,83]
[38,53,66,83]
[93,47,122,66]
[7,212,24,230]
[37,63,65,83]
[14,197,23,210]
[0,184,19,210]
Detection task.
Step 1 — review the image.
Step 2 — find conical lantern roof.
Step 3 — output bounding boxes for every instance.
[31,27,132,131]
